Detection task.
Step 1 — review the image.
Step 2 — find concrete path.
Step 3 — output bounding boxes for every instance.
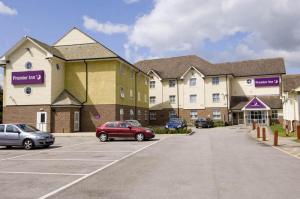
[47,126,300,199]
[250,126,300,159]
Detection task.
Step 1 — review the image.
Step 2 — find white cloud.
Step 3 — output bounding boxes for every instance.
[0,1,17,15]
[125,0,300,68]
[124,0,140,4]
[83,15,129,35]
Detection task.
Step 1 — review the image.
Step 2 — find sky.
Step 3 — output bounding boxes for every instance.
[1,0,300,85]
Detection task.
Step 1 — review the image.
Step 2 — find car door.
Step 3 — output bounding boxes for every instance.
[105,122,118,138]
[118,122,133,138]
[0,125,6,145]
[5,125,22,146]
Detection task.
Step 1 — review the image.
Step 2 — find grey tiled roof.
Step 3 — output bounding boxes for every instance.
[230,96,282,110]
[135,55,286,78]
[282,74,300,92]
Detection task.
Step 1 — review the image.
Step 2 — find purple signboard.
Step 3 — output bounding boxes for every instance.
[246,98,266,109]
[255,77,279,87]
[12,70,44,85]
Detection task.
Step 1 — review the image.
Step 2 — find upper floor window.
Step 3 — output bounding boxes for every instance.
[150,81,155,89]
[25,61,32,69]
[120,63,124,75]
[138,92,141,101]
[212,77,219,85]
[169,95,176,104]
[189,78,197,86]
[150,96,156,104]
[130,89,134,98]
[130,69,134,79]
[120,87,125,98]
[169,80,176,87]
[212,93,220,103]
[190,94,197,103]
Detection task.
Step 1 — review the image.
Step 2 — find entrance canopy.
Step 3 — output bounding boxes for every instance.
[242,97,270,110]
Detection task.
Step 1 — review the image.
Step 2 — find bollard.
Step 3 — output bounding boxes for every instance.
[262,127,266,141]
[274,130,278,146]
[252,122,256,130]
[297,125,300,140]
[257,127,260,138]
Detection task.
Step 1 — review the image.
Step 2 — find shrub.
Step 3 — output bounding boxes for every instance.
[152,127,192,134]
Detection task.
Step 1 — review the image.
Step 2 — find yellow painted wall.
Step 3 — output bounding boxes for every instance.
[65,60,117,105]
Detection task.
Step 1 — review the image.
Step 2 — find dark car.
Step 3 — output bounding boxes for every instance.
[96,121,155,142]
[194,118,214,128]
[165,118,187,129]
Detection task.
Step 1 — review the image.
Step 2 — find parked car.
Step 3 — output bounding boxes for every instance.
[165,118,187,129]
[96,121,155,142]
[194,118,214,128]
[125,120,142,127]
[0,124,55,150]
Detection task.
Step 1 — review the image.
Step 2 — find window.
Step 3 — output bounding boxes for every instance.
[130,89,134,98]
[212,109,221,120]
[130,109,134,120]
[212,77,219,85]
[120,108,124,121]
[56,64,60,70]
[150,112,156,120]
[120,87,125,98]
[272,110,278,119]
[24,87,32,95]
[144,94,147,102]
[150,96,156,104]
[130,69,134,79]
[106,122,117,128]
[145,110,148,120]
[138,92,141,101]
[120,63,124,75]
[190,110,198,120]
[6,125,18,133]
[212,93,220,103]
[189,78,196,86]
[0,125,4,132]
[120,122,128,128]
[246,79,252,85]
[169,110,177,118]
[150,81,155,89]
[190,95,197,103]
[25,61,32,69]
[169,80,176,87]
[169,95,176,104]
[137,110,142,120]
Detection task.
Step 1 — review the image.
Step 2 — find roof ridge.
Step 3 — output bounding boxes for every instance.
[215,57,284,65]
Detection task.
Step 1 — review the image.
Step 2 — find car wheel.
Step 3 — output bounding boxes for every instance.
[6,146,12,149]
[99,133,108,142]
[44,145,50,148]
[23,139,34,150]
[136,133,144,141]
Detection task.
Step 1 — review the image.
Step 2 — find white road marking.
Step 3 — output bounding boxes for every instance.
[0,171,87,176]
[0,141,94,161]
[42,150,133,153]
[7,159,116,162]
[272,146,300,160]
[38,138,167,199]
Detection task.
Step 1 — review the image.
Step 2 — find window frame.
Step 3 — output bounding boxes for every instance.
[212,93,220,103]
[149,80,156,89]
[212,109,221,120]
[189,94,197,103]
[169,80,176,88]
[150,96,156,104]
[169,95,176,104]
[212,77,219,85]
[189,78,197,86]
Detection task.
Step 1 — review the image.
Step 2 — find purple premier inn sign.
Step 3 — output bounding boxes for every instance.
[254,77,279,87]
[12,70,44,85]
[246,98,266,109]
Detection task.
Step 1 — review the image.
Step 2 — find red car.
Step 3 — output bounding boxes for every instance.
[96,121,155,142]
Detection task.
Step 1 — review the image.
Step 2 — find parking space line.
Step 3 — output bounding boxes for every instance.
[0,171,87,176]
[0,141,95,161]
[7,159,117,162]
[45,151,133,153]
[38,138,167,199]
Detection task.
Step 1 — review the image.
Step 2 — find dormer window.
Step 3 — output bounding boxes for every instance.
[189,78,196,86]
[169,80,176,87]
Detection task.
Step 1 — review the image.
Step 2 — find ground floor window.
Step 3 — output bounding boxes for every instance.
[271,110,278,120]
[120,108,124,121]
[169,110,177,118]
[137,110,142,120]
[190,110,198,120]
[246,110,267,125]
[212,109,221,120]
[150,112,156,120]
[130,109,134,120]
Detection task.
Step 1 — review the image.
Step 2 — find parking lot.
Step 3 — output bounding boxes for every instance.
[0,135,166,199]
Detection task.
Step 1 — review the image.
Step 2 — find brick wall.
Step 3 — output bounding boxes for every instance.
[51,107,80,133]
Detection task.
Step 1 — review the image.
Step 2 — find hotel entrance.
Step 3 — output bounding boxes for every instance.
[245,110,268,125]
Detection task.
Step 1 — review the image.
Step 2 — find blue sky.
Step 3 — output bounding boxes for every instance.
[1,0,300,76]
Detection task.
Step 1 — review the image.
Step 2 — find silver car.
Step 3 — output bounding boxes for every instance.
[0,124,55,150]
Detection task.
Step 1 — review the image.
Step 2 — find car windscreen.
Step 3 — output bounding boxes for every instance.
[126,121,141,127]
[16,124,39,132]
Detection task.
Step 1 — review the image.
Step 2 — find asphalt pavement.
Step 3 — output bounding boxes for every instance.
[47,126,300,199]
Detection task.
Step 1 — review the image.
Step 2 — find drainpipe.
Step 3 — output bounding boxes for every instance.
[226,75,229,123]
[82,60,88,104]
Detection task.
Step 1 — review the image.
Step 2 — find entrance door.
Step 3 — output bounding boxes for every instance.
[74,111,80,132]
[37,112,47,132]
[246,111,267,125]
